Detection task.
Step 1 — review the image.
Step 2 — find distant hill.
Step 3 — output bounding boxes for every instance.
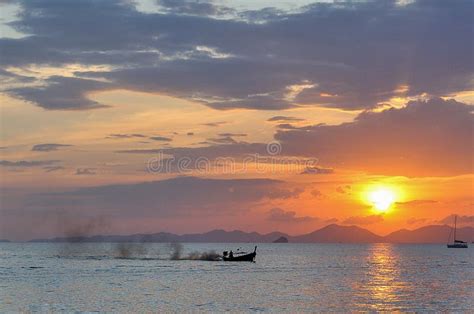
[291,224,382,243]
[179,230,289,243]
[384,225,473,243]
[0,239,10,243]
[29,230,289,243]
[273,236,289,243]
[28,224,474,244]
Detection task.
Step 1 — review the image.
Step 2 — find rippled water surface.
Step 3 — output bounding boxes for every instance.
[0,243,473,312]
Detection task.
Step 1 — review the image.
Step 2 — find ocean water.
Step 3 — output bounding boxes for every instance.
[0,243,472,312]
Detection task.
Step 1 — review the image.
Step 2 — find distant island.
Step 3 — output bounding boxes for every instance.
[27,224,474,244]
[0,239,10,243]
[273,236,289,243]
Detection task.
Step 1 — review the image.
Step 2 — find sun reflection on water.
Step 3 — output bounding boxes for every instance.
[354,243,411,311]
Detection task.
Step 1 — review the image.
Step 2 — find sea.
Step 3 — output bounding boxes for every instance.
[0,243,472,312]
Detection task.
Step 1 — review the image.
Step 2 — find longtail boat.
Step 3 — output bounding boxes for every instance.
[222,246,257,262]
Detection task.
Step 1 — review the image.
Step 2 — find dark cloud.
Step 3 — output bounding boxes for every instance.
[7,76,111,110]
[32,143,72,152]
[106,133,147,139]
[114,98,472,177]
[202,121,227,127]
[276,123,301,130]
[218,133,247,137]
[33,176,303,217]
[342,215,384,225]
[267,207,317,223]
[301,166,334,175]
[239,7,286,23]
[0,160,60,167]
[267,116,305,122]
[206,136,238,145]
[205,94,292,110]
[1,176,305,239]
[2,0,471,110]
[121,141,311,174]
[0,68,35,87]
[149,136,173,142]
[116,142,268,160]
[276,98,474,176]
[43,166,64,173]
[396,200,438,207]
[75,168,96,175]
[204,133,248,145]
[157,0,234,16]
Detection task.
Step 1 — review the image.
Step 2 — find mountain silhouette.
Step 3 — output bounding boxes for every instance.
[273,236,289,243]
[27,224,474,244]
[384,225,473,243]
[290,224,382,243]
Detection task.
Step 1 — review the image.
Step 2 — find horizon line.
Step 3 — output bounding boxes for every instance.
[6,222,474,243]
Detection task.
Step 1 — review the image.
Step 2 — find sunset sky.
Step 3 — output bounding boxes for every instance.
[0,0,472,241]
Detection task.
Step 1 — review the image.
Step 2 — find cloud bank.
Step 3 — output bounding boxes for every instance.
[1,0,472,111]
[276,98,473,176]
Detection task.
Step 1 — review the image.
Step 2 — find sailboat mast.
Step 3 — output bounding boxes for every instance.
[454,215,457,241]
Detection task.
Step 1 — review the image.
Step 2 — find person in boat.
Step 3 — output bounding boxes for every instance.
[229,250,234,258]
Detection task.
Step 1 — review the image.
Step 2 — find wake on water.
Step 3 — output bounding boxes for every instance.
[54,242,222,261]
[168,243,221,261]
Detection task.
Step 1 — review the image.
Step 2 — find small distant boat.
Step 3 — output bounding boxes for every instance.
[222,246,257,262]
[447,215,468,248]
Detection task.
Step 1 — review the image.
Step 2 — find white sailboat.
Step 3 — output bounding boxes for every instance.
[447,215,468,248]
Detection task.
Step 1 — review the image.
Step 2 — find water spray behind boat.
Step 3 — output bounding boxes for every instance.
[169,243,221,261]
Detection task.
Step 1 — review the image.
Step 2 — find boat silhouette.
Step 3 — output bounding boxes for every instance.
[447,215,468,248]
[222,246,257,262]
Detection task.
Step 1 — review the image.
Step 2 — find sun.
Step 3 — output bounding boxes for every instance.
[360,183,406,214]
[367,188,396,212]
